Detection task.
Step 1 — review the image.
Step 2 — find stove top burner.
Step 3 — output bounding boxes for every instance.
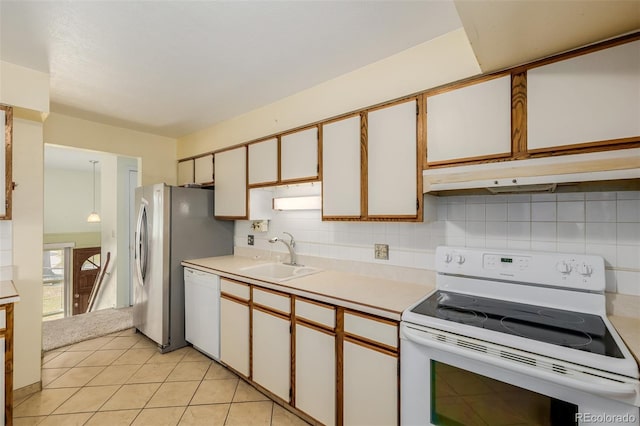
[409,290,623,358]
[436,307,488,323]
[501,316,593,348]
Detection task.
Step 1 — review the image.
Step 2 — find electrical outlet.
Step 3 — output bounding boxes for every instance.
[248,235,254,246]
[251,220,269,232]
[374,243,389,260]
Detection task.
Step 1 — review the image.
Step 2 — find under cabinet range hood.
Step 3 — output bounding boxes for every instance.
[423,148,640,195]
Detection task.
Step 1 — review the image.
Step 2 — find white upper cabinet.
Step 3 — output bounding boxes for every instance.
[367,99,418,217]
[248,138,278,186]
[194,154,213,185]
[322,115,361,218]
[528,40,640,151]
[214,147,247,218]
[177,159,194,186]
[281,127,318,182]
[426,75,512,164]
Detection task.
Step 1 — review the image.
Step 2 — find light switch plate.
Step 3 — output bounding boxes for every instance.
[374,243,389,260]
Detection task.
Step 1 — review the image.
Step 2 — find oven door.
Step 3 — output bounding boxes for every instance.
[401,323,640,426]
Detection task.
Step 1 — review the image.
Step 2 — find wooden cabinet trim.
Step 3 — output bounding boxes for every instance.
[527,137,640,155]
[4,303,13,422]
[251,303,291,321]
[336,307,345,426]
[343,309,400,327]
[220,292,250,305]
[511,72,528,159]
[425,152,513,169]
[343,335,398,358]
[294,295,332,310]
[252,304,290,320]
[360,111,369,219]
[296,317,334,335]
[2,105,13,220]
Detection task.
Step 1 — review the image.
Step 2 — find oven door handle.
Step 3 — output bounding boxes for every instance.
[402,326,639,398]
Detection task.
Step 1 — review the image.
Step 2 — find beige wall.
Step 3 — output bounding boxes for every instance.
[178,28,481,158]
[44,113,177,186]
[1,60,50,390]
[12,117,45,389]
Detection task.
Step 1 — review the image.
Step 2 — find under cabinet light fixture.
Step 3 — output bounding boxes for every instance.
[87,160,101,223]
[272,195,321,211]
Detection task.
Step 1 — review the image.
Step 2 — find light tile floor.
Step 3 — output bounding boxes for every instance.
[14,329,310,426]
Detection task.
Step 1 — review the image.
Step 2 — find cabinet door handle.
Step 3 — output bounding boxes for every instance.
[74,294,80,298]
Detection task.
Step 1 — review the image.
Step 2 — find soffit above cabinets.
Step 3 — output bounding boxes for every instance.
[454,0,640,73]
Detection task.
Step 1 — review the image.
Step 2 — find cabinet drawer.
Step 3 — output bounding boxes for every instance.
[295,298,335,329]
[0,308,5,330]
[344,312,398,350]
[220,278,250,301]
[253,288,290,314]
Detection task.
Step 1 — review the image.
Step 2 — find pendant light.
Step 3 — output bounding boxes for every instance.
[87,160,101,223]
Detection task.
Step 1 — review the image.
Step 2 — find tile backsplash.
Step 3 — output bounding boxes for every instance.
[235,191,640,296]
[0,221,12,280]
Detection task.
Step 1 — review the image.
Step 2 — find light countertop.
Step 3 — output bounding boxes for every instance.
[0,280,19,305]
[182,256,434,321]
[181,256,639,364]
[609,315,640,365]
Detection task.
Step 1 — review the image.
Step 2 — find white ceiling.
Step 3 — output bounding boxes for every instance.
[0,0,462,138]
[1,1,638,141]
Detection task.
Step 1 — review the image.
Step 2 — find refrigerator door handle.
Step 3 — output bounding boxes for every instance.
[135,203,149,285]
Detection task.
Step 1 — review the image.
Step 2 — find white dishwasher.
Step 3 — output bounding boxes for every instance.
[184,267,220,359]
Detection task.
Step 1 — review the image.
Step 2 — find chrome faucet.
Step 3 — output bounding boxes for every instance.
[268,232,300,266]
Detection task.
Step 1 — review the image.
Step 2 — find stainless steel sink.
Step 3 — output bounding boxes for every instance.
[239,263,321,282]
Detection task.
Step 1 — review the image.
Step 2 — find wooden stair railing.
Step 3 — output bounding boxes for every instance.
[86,251,111,313]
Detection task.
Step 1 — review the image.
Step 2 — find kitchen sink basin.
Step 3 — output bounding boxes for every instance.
[239,262,321,282]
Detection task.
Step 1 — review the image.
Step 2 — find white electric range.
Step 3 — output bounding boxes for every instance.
[401,246,639,426]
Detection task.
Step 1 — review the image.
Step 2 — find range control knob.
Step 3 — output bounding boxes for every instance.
[556,261,572,274]
[579,263,593,276]
[443,253,453,264]
[454,255,465,265]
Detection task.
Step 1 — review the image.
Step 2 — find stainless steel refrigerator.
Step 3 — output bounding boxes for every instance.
[132,184,234,353]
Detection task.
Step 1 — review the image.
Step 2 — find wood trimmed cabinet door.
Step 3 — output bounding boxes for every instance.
[367,99,419,218]
[322,115,362,219]
[280,127,319,183]
[194,154,214,185]
[342,311,399,426]
[527,39,640,152]
[426,75,512,165]
[248,138,279,187]
[251,288,291,402]
[214,146,247,219]
[294,298,337,425]
[219,279,251,377]
[177,159,194,186]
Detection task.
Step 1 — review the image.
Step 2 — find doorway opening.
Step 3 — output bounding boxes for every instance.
[43,144,140,321]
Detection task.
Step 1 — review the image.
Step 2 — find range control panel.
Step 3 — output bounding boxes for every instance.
[435,246,606,292]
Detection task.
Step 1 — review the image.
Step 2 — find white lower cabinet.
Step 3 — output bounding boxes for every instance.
[343,340,398,426]
[252,308,291,401]
[295,323,336,425]
[220,296,250,377]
